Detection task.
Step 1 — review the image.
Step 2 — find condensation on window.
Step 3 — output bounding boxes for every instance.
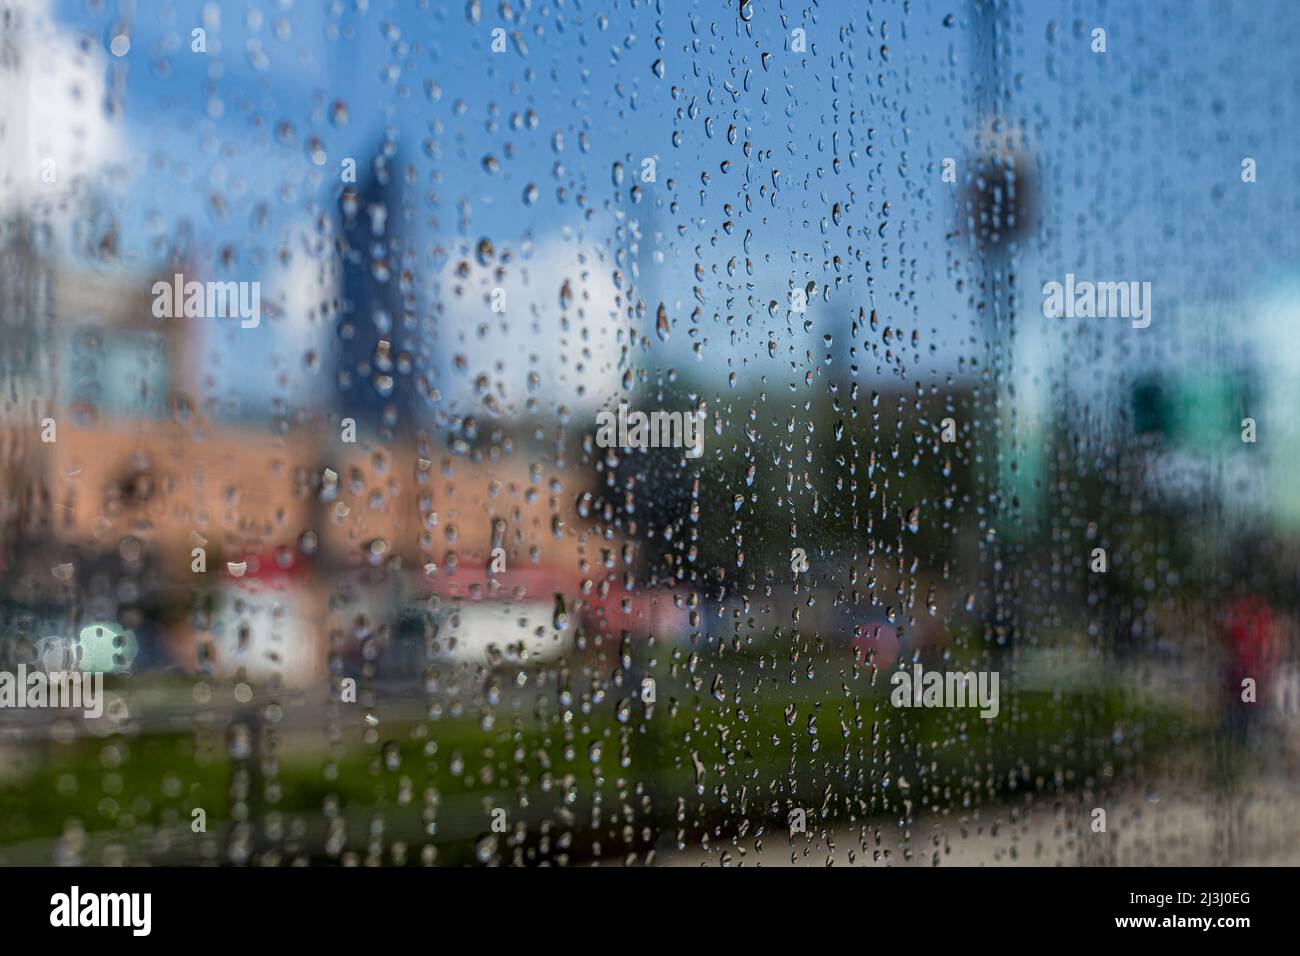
[0,0,1298,867]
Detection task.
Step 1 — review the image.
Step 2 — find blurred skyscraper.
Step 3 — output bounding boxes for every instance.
[334,149,424,436]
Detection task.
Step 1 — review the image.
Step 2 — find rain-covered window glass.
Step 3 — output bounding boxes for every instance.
[1,0,1298,872]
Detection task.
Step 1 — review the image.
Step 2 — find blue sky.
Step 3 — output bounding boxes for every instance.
[43,0,1300,429]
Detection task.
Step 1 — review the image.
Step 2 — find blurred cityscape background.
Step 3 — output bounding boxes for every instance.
[0,0,1298,865]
